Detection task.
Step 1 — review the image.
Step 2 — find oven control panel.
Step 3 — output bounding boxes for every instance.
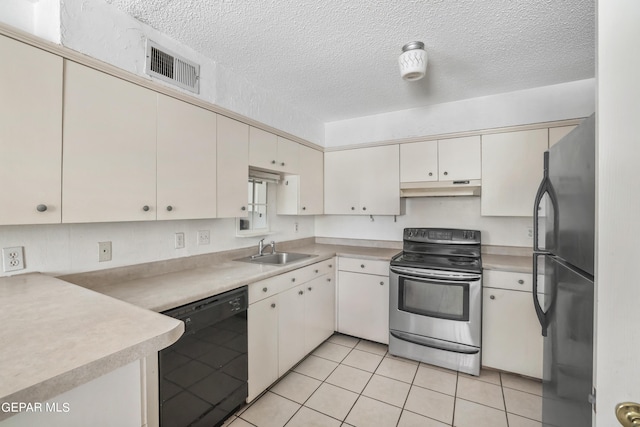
[403,228,481,244]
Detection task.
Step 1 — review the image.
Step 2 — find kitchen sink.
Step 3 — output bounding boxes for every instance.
[235,252,316,265]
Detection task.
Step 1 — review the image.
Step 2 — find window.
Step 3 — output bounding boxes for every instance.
[237,179,270,235]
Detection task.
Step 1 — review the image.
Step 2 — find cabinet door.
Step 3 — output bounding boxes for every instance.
[438,136,481,181]
[299,145,324,214]
[481,129,548,216]
[400,141,438,182]
[63,61,157,223]
[277,137,300,173]
[324,149,361,214]
[157,95,217,220]
[278,284,306,376]
[249,126,278,170]
[482,288,543,378]
[549,125,577,147]
[248,295,279,402]
[217,115,249,218]
[0,36,62,225]
[305,275,336,353]
[338,271,389,344]
[359,145,400,215]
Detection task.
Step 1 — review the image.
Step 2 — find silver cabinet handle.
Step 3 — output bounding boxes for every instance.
[302,206,306,210]
[329,264,333,268]
[362,207,367,211]
[298,290,303,295]
[308,287,312,291]
[380,281,384,286]
[241,206,246,211]
[36,204,48,212]
[143,205,150,212]
[262,287,268,292]
[444,171,449,176]
[490,295,496,300]
[518,279,525,284]
[361,264,365,268]
[281,162,285,166]
[166,205,173,211]
[315,269,319,273]
[271,303,276,308]
[292,278,296,282]
[271,160,276,164]
[351,206,355,210]
[428,172,433,176]
[327,278,331,282]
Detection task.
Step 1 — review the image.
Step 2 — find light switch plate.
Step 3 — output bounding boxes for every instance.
[175,232,185,249]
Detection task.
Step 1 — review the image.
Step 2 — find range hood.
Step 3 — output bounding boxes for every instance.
[400,180,482,197]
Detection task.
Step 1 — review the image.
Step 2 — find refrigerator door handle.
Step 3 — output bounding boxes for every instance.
[533,152,559,252]
[532,252,548,337]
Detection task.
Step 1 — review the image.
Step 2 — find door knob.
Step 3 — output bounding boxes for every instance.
[616,402,640,427]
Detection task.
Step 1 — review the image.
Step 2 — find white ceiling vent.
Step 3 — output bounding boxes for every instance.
[145,40,200,93]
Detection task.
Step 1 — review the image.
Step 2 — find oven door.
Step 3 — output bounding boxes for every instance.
[389,266,482,347]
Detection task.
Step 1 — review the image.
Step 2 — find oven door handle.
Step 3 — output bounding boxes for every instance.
[390,266,481,282]
[390,330,480,355]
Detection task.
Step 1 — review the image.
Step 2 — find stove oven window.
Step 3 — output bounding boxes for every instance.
[399,277,470,321]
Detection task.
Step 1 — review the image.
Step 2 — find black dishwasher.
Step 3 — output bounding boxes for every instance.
[159,287,248,427]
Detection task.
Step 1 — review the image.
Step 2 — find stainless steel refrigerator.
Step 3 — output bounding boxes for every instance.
[532,113,595,427]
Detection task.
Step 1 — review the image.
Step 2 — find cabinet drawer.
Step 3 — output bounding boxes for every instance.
[483,270,532,292]
[338,257,389,276]
[308,258,336,278]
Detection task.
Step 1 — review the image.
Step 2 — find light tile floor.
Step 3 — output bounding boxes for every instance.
[225,334,542,427]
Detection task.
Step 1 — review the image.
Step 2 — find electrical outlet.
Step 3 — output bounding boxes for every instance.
[2,246,25,272]
[294,222,299,233]
[98,241,112,262]
[175,232,185,249]
[527,227,534,239]
[197,230,211,245]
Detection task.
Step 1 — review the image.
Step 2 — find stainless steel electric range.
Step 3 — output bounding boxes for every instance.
[388,228,482,376]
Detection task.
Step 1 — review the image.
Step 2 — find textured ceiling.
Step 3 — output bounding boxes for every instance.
[104,0,595,123]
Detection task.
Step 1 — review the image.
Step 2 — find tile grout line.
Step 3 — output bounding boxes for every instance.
[500,372,510,427]
[394,356,421,427]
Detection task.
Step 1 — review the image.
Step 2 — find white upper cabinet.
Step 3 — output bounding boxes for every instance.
[62,61,157,223]
[156,94,217,220]
[437,136,481,181]
[324,145,400,215]
[277,144,323,215]
[217,115,249,218]
[249,127,299,173]
[400,136,481,183]
[481,129,549,216]
[0,35,63,225]
[549,125,577,147]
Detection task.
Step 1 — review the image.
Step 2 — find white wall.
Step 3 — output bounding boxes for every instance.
[325,79,595,147]
[59,0,324,145]
[0,0,60,42]
[0,0,35,35]
[0,186,314,277]
[316,197,533,247]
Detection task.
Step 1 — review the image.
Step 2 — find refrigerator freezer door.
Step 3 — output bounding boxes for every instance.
[547,114,595,275]
[542,255,594,427]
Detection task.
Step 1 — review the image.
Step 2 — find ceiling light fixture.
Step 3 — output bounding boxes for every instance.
[399,41,427,81]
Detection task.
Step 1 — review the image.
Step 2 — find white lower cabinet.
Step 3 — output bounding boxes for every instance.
[482,270,543,379]
[247,294,279,402]
[247,258,336,401]
[337,259,389,344]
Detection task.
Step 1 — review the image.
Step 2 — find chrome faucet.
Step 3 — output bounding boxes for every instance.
[258,238,276,256]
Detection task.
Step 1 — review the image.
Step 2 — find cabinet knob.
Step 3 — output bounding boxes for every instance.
[271,160,276,164]
[36,204,48,212]
[329,264,333,268]
[281,162,285,166]
[351,206,355,210]
[241,206,246,211]
[302,206,306,210]
[327,278,331,282]
[291,278,296,282]
[428,172,433,176]
[518,279,525,284]
[444,171,449,176]
[263,287,268,292]
[315,269,319,273]
[142,205,150,212]
[361,264,365,268]
[166,205,173,212]
[308,287,312,291]
[380,281,384,286]
[271,303,276,308]
[490,295,496,300]
[362,207,367,211]
[298,290,304,295]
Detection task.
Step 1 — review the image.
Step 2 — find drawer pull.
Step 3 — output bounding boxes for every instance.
[490,295,496,300]
[327,278,331,282]
[361,264,365,268]
[380,281,384,286]
[308,287,312,291]
[329,264,333,268]
[262,287,268,292]
[292,278,296,283]
[298,290,304,295]
[315,269,319,273]
[518,279,525,285]
[271,303,276,308]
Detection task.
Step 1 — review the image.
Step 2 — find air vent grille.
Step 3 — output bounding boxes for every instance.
[146,40,200,93]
